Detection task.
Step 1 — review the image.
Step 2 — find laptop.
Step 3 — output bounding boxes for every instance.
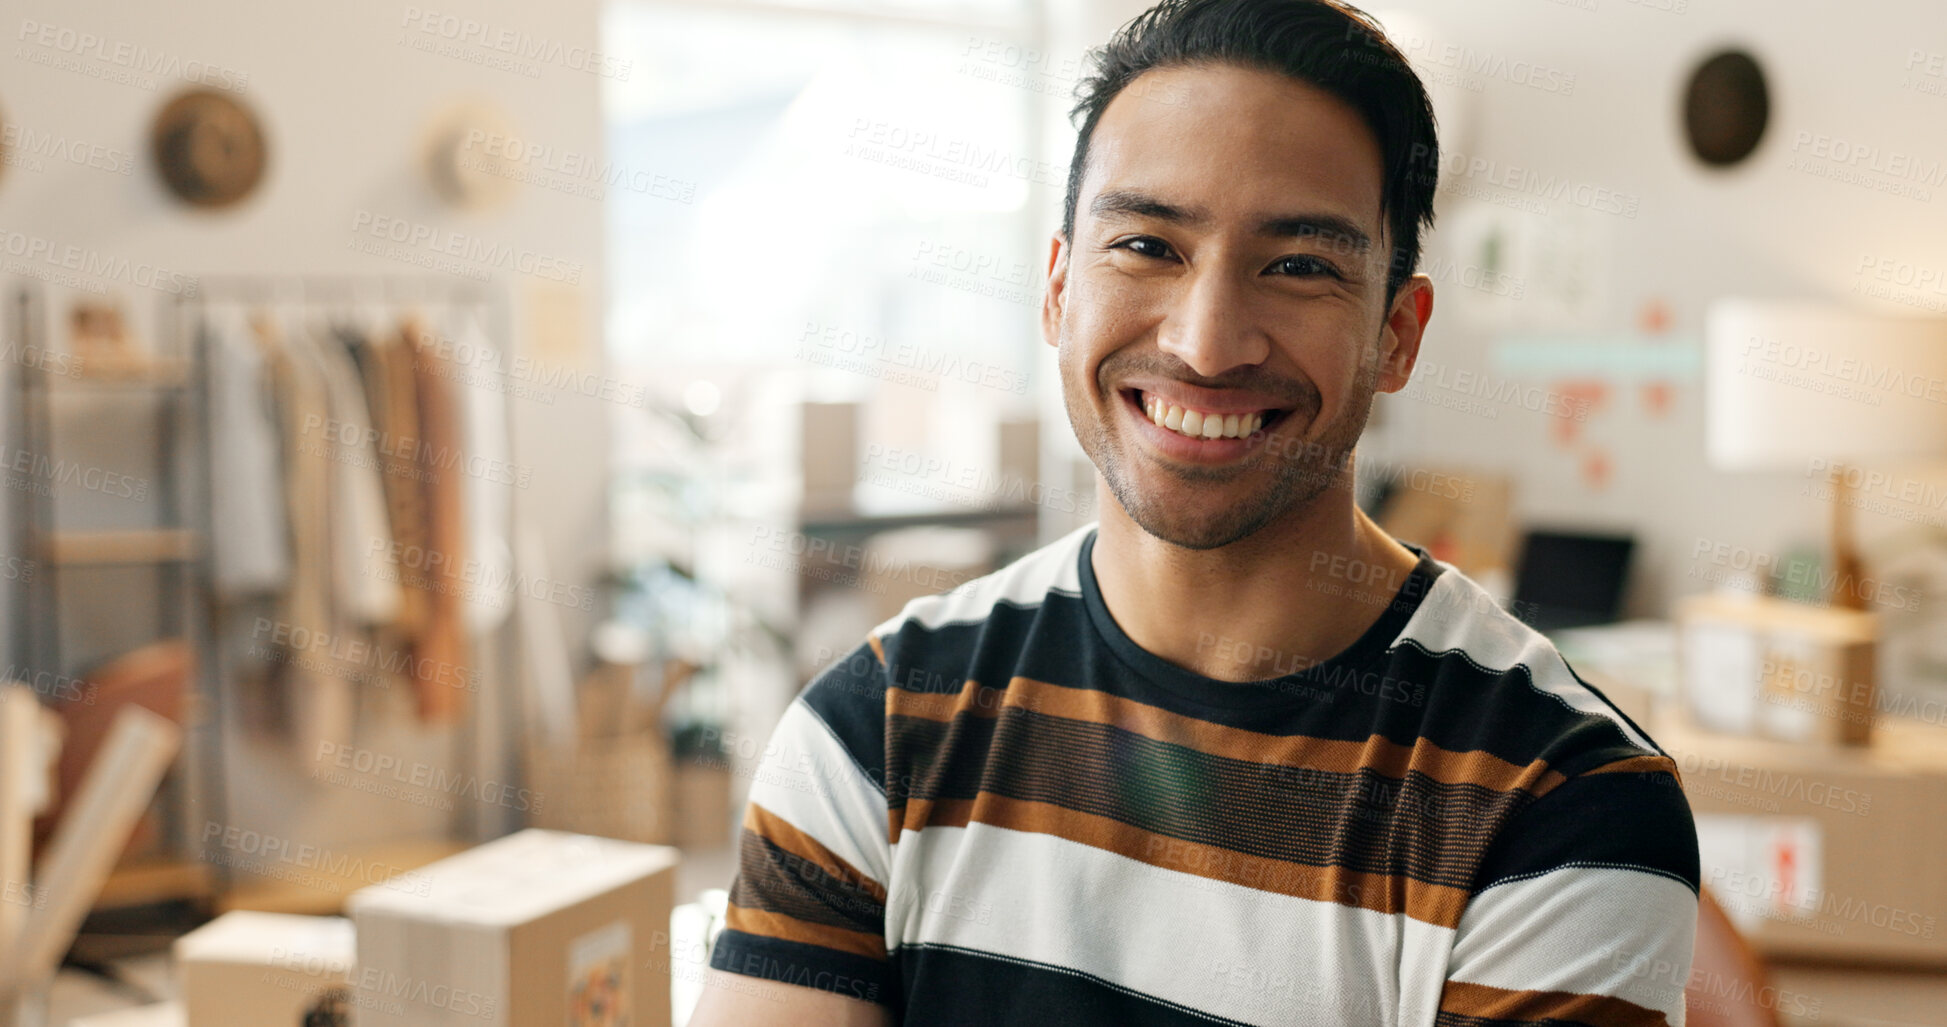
[1510,529,1636,633]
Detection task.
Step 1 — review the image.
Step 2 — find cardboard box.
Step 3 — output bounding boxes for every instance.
[173,911,354,1026]
[673,757,733,850]
[1676,592,1879,745]
[1654,708,1947,966]
[997,417,1038,490]
[1373,467,1514,579]
[347,829,681,1027]
[527,734,675,846]
[532,654,703,848]
[801,401,858,516]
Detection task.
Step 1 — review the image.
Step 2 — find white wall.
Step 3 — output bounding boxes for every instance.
[1,0,611,849]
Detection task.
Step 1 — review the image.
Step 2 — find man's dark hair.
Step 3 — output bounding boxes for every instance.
[1062,0,1440,305]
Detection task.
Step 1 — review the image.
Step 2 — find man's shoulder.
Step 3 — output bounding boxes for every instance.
[1383,561,1697,900]
[1389,557,1670,774]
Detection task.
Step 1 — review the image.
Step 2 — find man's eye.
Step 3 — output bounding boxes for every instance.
[1269,255,1340,278]
[1113,237,1173,259]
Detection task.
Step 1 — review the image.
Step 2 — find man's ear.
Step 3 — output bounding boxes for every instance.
[1375,273,1433,393]
[1040,231,1068,351]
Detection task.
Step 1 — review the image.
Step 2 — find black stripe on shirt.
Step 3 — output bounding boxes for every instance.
[800,638,890,793]
[708,929,898,1009]
[1471,765,1701,896]
[895,943,1264,1027]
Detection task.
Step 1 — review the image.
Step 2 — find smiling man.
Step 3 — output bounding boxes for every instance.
[691,1,1699,1025]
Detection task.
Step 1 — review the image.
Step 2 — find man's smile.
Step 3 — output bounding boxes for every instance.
[1115,382,1302,463]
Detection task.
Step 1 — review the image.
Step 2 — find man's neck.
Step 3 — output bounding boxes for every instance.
[1090,474,1421,683]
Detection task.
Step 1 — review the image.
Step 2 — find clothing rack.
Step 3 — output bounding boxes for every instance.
[164,276,524,906]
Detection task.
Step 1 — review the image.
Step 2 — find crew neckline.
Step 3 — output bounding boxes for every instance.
[1077,526,1442,710]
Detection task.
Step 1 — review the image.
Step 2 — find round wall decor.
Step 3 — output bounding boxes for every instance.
[420,99,519,211]
[151,88,268,208]
[1683,49,1769,167]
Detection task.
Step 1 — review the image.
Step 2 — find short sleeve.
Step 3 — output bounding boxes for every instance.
[708,639,897,1008]
[1435,755,1702,1026]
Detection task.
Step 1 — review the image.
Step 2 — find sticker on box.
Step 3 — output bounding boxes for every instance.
[568,919,633,1027]
[1695,813,1823,935]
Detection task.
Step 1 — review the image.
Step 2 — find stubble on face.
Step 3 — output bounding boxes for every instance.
[1061,324,1383,551]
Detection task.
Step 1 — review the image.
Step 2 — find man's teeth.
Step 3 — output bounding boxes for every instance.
[1142,396,1263,440]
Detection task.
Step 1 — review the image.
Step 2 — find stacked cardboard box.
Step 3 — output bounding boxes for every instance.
[801,401,857,516]
[1373,467,1515,579]
[173,911,354,1025]
[1653,708,1947,966]
[1676,592,1879,745]
[346,829,680,1026]
[527,658,685,846]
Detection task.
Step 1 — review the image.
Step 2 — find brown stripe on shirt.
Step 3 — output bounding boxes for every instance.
[1436,980,1672,1027]
[1583,754,1681,779]
[747,802,888,904]
[723,902,889,962]
[890,796,977,843]
[886,678,1016,723]
[731,822,885,936]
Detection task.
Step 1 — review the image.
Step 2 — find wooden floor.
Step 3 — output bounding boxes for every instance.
[44,842,741,1026]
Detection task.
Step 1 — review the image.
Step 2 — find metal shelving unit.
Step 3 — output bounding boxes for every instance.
[6,277,217,910]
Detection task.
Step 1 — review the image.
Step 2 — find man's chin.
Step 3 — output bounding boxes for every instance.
[1114,486,1285,551]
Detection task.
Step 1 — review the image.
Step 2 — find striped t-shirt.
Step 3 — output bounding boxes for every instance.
[710,523,1700,1026]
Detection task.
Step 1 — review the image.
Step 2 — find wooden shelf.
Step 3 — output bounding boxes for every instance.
[215,838,470,917]
[798,504,1041,539]
[40,356,191,389]
[94,859,215,910]
[39,530,200,566]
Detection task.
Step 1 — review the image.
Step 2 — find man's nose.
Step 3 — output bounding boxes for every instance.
[1156,268,1271,377]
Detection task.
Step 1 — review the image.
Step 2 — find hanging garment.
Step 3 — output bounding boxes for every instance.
[445,303,515,636]
[400,310,471,725]
[329,315,417,699]
[204,303,290,598]
[356,321,433,645]
[300,314,402,628]
[257,306,355,751]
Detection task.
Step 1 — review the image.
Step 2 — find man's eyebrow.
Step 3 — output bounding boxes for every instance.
[1088,189,1373,254]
